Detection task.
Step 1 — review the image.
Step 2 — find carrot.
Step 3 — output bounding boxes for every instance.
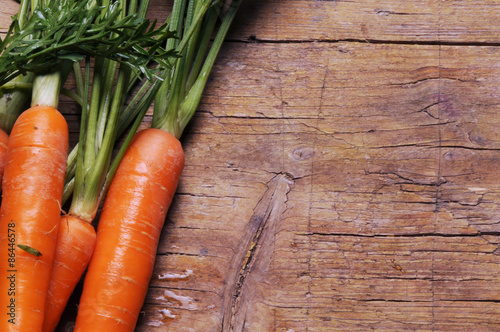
[74,128,184,330]
[42,215,96,332]
[0,5,70,331]
[0,105,68,331]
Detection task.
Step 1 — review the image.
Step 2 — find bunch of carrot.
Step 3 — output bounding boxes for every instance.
[0,0,243,331]
[0,0,174,330]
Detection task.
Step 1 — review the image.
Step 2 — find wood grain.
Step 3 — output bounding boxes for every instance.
[1,0,500,331]
[229,0,500,44]
[137,40,500,331]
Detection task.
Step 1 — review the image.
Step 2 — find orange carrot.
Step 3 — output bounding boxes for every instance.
[42,215,96,332]
[0,105,68,331]
[0,129,8,186]
[74,128,184,331]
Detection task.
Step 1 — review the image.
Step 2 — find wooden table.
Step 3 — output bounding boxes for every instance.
[3,0,500,331]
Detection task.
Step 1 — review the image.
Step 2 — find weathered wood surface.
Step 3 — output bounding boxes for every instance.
[2,0,500,331]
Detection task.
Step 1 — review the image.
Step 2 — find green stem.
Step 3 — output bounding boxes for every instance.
[72,61,85,101]
[17,0,30,28]
[118,75,157,134]
[152,0,188,126]
[0,74,33,133]
[71,57,91,214]
[152,0,218,136]
[65,144,78,184]
[62,176,74,207]
[31,59,72,108]
[69,66,130,220]
[185,5,219,90]
[83,56,105,170]
[152,0,241,138]
[177,0,243,136]
[0,0,176,86]
[96,59,119,150]
[0,81,32,90]
[31,70,62,108]
[61,88,83,107]
[174,0,215,55]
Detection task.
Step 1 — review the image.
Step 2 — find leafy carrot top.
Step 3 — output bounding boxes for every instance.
[0,0,176,86]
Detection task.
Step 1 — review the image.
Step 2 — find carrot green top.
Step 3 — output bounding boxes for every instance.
[0,0,175,87]
[0,0,175,132]
[152,0,244,139]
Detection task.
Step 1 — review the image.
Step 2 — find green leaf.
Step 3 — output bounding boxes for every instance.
[17,244,42,257]
[0,0,178,86]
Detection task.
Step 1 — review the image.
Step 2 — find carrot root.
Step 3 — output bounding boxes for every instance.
[43,215,96,332]
[74,128,184,332]
[0,106,68,331]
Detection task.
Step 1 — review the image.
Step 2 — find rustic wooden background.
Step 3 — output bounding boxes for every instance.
[3,0,500,331]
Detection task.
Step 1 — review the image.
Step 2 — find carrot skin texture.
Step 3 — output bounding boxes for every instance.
[42,215,96,332]
[0,129,8,188]
[74,128,184,331]
[0,106,68,331]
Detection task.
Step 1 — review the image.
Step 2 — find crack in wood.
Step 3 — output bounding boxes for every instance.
[299,232,500,240]
[226,37,500,47]
[374,9,412,16]
[389,76,479,88]
[220,172,293,332]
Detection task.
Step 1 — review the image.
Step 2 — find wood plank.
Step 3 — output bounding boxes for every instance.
[231,0,500,43]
